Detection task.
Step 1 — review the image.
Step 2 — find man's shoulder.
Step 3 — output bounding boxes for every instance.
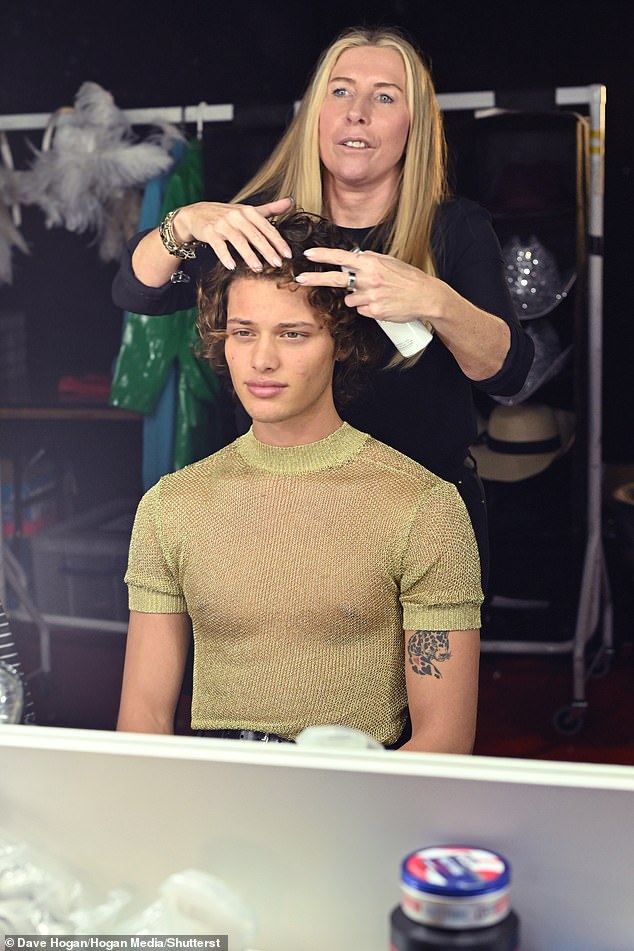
[154,441,239,495]
[360,434,456,494]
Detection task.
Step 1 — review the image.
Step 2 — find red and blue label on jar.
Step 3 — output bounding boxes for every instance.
[390,845,520,950]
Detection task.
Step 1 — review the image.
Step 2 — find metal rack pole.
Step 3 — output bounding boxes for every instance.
[569,84,612,704]
[0,102,233,132]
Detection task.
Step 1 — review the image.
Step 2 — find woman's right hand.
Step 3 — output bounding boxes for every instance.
[171,196,295,270]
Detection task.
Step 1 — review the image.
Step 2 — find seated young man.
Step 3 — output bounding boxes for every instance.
[116,212,482,753]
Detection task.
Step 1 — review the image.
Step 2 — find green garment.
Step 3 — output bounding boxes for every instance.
[109,138,221,471]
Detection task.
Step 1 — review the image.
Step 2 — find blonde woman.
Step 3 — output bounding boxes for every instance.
[112,25,534,589]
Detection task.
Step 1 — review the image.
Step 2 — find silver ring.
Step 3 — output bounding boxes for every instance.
[346,270,357,292]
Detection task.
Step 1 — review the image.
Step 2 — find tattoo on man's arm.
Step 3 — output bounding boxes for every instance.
[407,630,452,679]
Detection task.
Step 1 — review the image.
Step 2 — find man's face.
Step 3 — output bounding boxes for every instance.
[225,278,340,446]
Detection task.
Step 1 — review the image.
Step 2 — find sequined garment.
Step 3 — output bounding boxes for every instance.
[125,424,482,744]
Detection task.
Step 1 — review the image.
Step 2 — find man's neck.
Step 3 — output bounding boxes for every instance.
[251,413,343,448]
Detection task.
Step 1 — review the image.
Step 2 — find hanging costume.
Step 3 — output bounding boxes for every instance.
[109,138,222,487]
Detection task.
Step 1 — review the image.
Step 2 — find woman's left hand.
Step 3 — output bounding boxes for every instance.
[296,246,442,325]
[296,245,513,381]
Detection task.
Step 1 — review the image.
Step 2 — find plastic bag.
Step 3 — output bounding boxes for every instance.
[0,832,129,934]
[115,869,257,950]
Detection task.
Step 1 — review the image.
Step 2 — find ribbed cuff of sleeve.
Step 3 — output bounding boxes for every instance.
[128,585,187,614]
[403,602,481,632]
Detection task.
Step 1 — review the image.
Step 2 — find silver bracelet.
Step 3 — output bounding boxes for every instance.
[158,207,200,259]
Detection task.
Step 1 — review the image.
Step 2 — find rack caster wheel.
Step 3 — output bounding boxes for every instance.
[552,705,586,736]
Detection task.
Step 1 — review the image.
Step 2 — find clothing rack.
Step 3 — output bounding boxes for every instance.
[0,88,609,730]
[437,84,609,735]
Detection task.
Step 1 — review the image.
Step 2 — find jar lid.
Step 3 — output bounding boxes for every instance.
[401,846,510,898]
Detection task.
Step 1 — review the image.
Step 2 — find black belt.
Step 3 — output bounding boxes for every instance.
[197,728,295,744]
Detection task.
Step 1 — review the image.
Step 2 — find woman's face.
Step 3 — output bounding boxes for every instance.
[318,45,410,194]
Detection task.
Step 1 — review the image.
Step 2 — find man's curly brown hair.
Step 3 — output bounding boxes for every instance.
[196,211,381,404]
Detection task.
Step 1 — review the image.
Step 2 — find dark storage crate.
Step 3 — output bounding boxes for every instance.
[29,498,137,621]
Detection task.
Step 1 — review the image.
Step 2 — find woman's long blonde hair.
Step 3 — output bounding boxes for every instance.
[233,25,450,276]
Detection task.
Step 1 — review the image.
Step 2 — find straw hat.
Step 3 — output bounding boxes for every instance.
[612,482,634,507]
[471,402,575,482]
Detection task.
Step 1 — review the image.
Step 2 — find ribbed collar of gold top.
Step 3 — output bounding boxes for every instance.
[234,422,368,474]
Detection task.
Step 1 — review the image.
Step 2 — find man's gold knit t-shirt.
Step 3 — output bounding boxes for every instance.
[125,423,482,744]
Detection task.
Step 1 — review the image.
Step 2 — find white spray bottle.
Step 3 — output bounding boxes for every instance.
[375,317,433,357]
[344,249,433,357]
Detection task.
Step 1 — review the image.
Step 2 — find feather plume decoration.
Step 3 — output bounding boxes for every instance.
[15,81,184,261]
[0,133,29,285]
[0,164,29,286]
[0,202,29,285]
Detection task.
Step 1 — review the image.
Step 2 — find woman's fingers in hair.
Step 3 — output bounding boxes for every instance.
[294,268,364,308]
[294,268,352,290]
[300,246,371,294]
[303,247,364,267]
[187,200,292,271]
[252,199,295,260]
[210,205,290,271]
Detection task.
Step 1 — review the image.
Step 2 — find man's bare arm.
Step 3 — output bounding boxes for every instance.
[116,610,191,734]
[399,628,480,754]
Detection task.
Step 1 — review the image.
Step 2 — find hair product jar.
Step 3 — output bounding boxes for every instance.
[390,845,520,950]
